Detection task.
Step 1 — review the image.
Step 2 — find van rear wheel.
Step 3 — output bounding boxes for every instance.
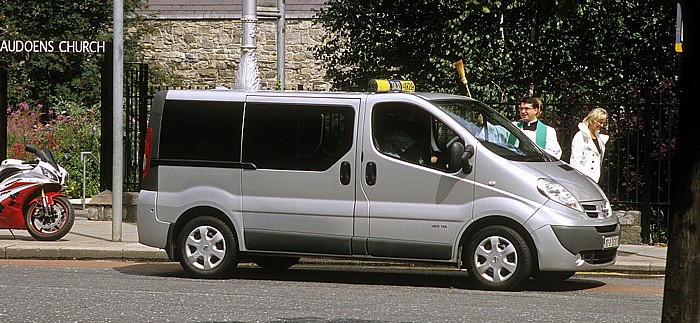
[177,216,238,278]
[465,225,532,291]
[252,256,301,270]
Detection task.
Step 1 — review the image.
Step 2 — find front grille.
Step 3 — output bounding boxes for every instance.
[581,249,617,264]
[595,224,618,233]
[581,201,613,219]
[582,204,599,218]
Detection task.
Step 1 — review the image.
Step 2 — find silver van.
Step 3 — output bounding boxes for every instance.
[137,85,619,290]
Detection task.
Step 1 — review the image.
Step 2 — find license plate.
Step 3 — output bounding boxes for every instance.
[603,236,619,249]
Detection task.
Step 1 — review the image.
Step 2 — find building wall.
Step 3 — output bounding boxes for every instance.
[139,18,331,91]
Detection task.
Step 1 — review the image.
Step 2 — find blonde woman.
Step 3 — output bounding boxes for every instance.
[570,108,609,182]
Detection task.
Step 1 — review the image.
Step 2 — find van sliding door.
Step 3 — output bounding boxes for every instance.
[240,96,360,255]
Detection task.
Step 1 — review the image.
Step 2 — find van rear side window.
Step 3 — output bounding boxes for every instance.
[160,100,243,162]
[243,103,354,171]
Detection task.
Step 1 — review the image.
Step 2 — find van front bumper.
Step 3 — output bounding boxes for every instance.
[531,224,620,271]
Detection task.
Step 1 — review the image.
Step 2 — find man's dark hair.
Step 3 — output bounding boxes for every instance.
[520,97,543,110]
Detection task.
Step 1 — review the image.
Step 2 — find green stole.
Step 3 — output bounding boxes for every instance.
[508,121,548,148]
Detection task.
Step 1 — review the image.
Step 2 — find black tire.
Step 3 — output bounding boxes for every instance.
[177,216,238,278]
[252,256,300,270]
[24,195,75,241]
[465,225,532,291]
[531,270,576,282]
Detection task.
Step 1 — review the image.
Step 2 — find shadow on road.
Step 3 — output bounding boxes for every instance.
[114,262,606,292]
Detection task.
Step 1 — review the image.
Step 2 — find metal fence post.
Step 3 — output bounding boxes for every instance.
[641,100,653,243]
[81,152,100,209]
[1,61,8,160]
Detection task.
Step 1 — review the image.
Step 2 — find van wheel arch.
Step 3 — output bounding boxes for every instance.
[458,216,538,271]
[169,206,238,262]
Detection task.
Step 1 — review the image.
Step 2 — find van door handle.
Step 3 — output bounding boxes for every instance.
[365,162,376,186]
[340,162,351,185]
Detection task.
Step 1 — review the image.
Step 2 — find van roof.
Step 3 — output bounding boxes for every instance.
[161,89,469,102]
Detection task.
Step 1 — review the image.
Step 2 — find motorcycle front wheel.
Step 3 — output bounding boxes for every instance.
[24,196,75,241]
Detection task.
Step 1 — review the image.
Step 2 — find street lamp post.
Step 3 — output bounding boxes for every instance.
[234,0,261,91]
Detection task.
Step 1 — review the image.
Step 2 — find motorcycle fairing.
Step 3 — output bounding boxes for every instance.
[0,182,65,230]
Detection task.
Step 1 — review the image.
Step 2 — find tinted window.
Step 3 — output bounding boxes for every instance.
[159,100,243,162]
[432,99,550,162]
[373,102,459,172]
[242,103,354,171]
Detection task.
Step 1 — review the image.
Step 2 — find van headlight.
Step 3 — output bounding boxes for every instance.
[537,178,584,212]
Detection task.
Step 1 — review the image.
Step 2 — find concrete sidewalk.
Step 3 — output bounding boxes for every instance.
[0,208,169,261]
[0,208,668,274]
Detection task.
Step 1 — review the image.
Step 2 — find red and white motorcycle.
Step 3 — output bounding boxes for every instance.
[0,145,74,241]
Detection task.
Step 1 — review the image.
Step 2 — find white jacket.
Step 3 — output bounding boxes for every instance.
[570,122,609,182]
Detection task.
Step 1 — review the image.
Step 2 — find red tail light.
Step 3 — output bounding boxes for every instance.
[142,126,152,179]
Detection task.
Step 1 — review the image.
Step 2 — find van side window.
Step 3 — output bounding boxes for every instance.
[160,100,243,162]
[242,103,354,171]
[373,103,460,172]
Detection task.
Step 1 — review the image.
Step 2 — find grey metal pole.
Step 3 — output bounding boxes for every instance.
[82,152,87,210]
[258,3,285,90]
[277,0,286,89]
[234,0,261,90]
[676,3,683,52]
[112,0,124,241]
[1,61,7,160]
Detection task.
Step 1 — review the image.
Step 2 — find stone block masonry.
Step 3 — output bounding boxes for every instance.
[616,210,642,244]
[139,19,332,91]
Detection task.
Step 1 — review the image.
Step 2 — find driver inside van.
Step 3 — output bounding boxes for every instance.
[377,119,430,165]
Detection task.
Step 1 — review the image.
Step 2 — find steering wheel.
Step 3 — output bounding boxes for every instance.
[446,135,461,149]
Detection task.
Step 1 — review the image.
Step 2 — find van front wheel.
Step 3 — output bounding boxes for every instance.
[465,225,532,291]
[177,216,238,278]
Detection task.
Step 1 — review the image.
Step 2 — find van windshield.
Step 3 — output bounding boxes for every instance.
[430,99,552,162]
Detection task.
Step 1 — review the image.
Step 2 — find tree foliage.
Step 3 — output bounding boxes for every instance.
[0,0,145,107]
[315,0,679,103]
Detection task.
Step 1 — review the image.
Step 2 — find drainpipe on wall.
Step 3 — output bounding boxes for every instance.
[277,0,286,89]
[258,0,286,90]
[234,0,262,91]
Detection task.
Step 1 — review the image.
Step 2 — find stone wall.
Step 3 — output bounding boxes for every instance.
[86,191,139,222]
[616,210,642,244]
[139,18,332,91]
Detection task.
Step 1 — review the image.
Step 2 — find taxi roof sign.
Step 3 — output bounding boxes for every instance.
[369,79,415,93]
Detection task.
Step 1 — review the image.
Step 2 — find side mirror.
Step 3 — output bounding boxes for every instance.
[448,142,475,174]
[448,141,465,173]
[25,145,38,154]
[461,145,474,174]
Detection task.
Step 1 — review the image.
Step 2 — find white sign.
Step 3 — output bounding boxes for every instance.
[0,40,106,53]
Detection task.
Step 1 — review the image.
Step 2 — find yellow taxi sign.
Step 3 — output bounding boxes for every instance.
[368,79,415,93]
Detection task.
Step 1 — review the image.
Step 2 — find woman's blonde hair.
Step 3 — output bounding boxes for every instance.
[582,107,608,126]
